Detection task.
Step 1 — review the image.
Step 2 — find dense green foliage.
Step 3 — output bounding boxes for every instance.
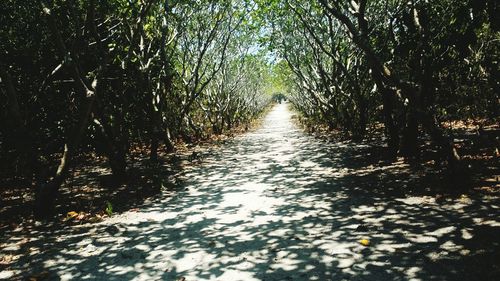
[0,0,498,217]
[0,0,273,215]
[255,0,498,172]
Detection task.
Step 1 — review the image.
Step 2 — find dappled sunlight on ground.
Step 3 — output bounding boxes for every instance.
[1,104,499,280]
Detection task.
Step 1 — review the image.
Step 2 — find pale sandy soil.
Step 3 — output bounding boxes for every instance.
[1,103,499,281]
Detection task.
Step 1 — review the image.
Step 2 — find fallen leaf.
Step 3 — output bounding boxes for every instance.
[63,211,79,221]
[360,239,370,246]
[67,211,78,218]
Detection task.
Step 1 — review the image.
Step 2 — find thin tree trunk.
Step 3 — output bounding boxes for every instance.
[35,89,97,218]
[400,87,420,159]
[381,88,399,157]
[35,4,98,218]
[150,134,159,161]
[163,127,175,152]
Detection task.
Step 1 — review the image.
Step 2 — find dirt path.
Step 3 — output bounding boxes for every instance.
[1,104,499,281]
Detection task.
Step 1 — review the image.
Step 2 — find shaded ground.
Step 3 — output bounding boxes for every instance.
[1,103,499,280]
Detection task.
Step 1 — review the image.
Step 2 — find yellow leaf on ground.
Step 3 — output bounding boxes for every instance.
[67,211,78,218]
[360,239,370,246]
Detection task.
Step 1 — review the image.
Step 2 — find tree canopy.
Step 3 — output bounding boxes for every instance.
[0,0,498,217]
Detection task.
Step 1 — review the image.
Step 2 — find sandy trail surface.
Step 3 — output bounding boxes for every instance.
[1,103,499,280]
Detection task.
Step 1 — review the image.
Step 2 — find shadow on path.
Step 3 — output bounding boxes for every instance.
[1,104,499,281]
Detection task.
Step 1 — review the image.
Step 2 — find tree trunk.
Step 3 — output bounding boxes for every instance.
[381,88,399,157]
[400,111,419,158]
[35,5,98,218]
[150,133,159,161]
[35,91,97,217]
[400,88,420,159]
[163,127,175,153]
[92,105,128,180]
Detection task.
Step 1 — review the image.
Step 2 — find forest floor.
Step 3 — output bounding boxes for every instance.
[1,103,499,281]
